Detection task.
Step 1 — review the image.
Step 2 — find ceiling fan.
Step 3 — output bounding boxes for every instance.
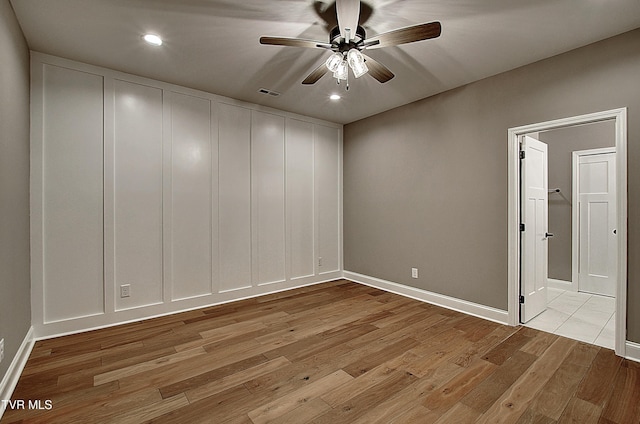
[259,0,441,88]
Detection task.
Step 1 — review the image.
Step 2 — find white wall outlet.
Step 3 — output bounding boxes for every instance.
[411,268,419,279]
[120,284,131,298]
[0,338,5,363]
[318,257,323,267]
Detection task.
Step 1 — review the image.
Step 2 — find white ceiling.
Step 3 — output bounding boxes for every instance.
[10,0,640,124]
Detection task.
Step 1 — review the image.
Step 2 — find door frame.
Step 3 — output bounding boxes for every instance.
[507,108,627,357]
[572,147,617,294]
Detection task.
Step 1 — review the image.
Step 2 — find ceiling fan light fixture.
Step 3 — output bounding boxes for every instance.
[260,3,441,87]
[333,59,348,80]
[347,49,368,78]
[325,52,343,73]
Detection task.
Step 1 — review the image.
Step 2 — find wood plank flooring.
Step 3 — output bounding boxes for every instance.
[2,280,639,423]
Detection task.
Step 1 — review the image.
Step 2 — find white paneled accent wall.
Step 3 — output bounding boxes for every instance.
[39,64,104,323]
[30,53,342,338]
[113,80,164,311]
[218,104,253,293]
[169,92,214,301]
[287,119,316,280]
[315,125,342,274]
[252,111,286,286]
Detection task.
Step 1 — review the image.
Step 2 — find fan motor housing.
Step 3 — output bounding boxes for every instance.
[330,25,366,49]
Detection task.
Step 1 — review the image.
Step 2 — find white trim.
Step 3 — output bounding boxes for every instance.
[0,328,35,419]
[547,278,573,291]
[571,147,617,156]
[625,341,640,363]
[343,271,509,325]
[508,108,628,358]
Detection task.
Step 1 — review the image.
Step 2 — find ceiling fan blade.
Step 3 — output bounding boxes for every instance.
[336,0,360,40]
[314,1,373,29]
[302,63,330,85]
[358,2,374,26]
[260,36,332,50]
[362,54,394,83]
[313,1,338,29]
[365,21,441,49]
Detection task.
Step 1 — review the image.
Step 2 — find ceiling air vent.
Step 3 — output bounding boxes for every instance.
[258,88,280,97]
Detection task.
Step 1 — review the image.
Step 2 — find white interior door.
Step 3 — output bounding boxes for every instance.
[576,151,617,297]
[521,135,549,323]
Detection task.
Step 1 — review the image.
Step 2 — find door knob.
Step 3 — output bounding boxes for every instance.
[545,232,554,238]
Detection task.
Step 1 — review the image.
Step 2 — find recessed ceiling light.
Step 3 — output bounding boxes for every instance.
[330,94,341,100]
[143,34,163,46]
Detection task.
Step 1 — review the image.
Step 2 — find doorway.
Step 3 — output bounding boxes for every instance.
[520,133,618,348]
[507,108,628,357]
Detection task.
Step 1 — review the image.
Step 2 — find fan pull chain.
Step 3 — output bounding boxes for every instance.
[345,68,350,91]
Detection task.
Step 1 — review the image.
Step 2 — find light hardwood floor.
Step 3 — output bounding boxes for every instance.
[2,280,639,423]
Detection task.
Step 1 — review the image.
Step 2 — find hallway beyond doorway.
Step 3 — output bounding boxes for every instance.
[525,288,615,349]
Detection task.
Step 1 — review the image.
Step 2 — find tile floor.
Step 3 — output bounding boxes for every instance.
[524,287,616,349]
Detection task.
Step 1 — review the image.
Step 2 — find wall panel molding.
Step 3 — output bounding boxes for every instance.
[168,92,213,301]
[113,79,164,311]
[37,64,105,323]
[218,103,252,292]
[30,52,342,338]
[315,124,342,274]
[286,118,316,280]
[252,111,287,286]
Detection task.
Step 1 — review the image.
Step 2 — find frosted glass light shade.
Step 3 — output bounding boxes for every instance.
[333,60,348,80]
[347,49,368,78]
[325,53,343,72]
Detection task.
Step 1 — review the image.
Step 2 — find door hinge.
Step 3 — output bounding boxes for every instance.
[519,295,525,304]
[520,151,525,159]
[520,223,525,232]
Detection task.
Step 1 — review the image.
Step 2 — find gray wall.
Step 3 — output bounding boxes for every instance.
[344,28,640,342]
[539,122,615,282]
[0,0,31,380]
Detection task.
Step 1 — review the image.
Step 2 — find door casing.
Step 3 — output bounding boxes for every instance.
[507,108,627,357]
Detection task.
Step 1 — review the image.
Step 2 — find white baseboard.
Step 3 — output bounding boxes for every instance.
[626,341,640,363]
[343,271,509,325]
[547,278,574,291]
[0,327,35,420]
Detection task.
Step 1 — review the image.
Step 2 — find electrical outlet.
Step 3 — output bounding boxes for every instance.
[0,338,5,364]
[318,257,323,267]
[120,284,131,298]
[411,268,418,279]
